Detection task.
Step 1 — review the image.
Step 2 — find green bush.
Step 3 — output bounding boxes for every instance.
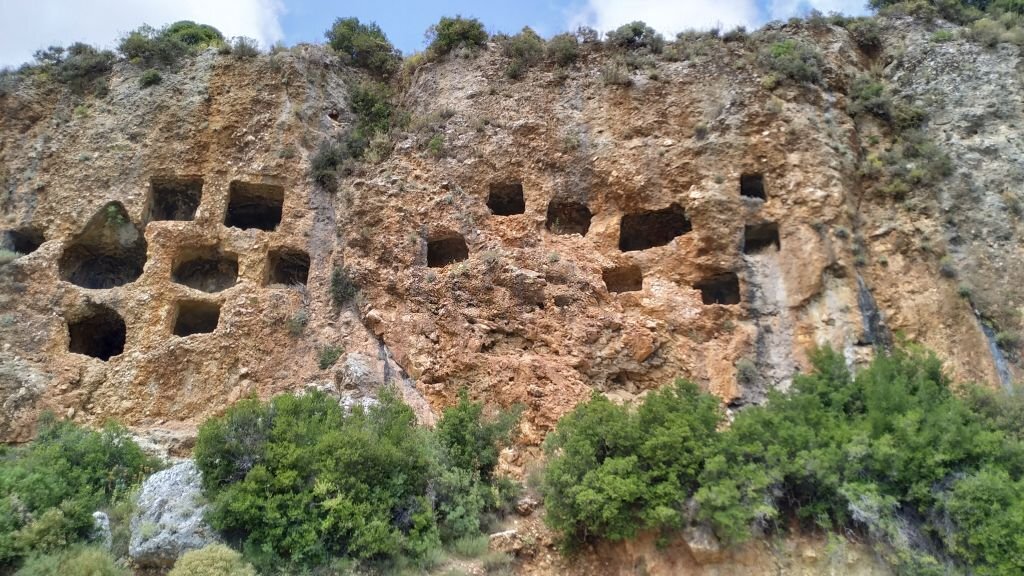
[542,345,1024,573]
[848,76,892,120]
[437,389,520,481]
[758,38,823,84]
[194,388,519,571]
[14,546,125,576]
[168,544,256,576]
[318,345,342,369]
[138,69,162,88]
[542,381,721,545]
[30,43,115,96]
[119,21,224,67]
[846,18,883,52]
[310,140,348,192]
[605,21,665,53]
[497,27,544,79]
[164,21,224,48]
[325,17,400,77]
[546,33,579,66]
[330,266,358,307]
[345,81,394,159]
[697,346,1024,571]
[0,416,158,568]
[426,16,489,58]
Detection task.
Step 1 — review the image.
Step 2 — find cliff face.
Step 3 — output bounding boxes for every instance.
[0,14,1019,571]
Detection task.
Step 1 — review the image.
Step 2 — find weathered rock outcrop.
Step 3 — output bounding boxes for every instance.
[129,460,217,567]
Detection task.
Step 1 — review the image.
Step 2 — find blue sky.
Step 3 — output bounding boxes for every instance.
[0,0,870,67]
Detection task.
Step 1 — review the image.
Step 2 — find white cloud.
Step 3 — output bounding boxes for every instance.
[568,0,761,37]
[0,0,284,68]
[567,0,871,37]
[765,0,870,21]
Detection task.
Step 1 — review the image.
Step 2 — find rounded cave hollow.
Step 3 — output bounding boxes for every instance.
[58,202,147,289]
[3,227,45,255]
[67,304,126,361]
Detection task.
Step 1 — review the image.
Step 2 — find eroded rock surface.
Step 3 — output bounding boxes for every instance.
[129,460,216,567]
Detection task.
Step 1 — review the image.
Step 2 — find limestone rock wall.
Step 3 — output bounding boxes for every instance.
[0,18,1019,457]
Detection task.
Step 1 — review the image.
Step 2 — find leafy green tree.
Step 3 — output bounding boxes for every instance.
[325,17,401,77]
[605,21,665,53]
[426,16,489,57]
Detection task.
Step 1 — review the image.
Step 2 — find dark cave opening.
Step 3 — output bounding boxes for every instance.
[487,182,526,216]
[618,203,691,252]
[427,234,469,268]
[740,173,766,200]
[603,264,643,293]
[696,273,741,305]
[172,248,238,293]
[3,227,44,254]
[59,202,147,289]
[224,181,284,231]
[173,300,221,336]
[148,176,203,221]
[743,222,780,254]
[545,200,592,236]
[265,248,310,286]
[68,305,126,360]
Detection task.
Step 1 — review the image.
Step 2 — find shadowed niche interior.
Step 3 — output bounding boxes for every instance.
[744,222,780,254]
[172,248,238,293]
[147,176,203,221]
[740,173,766,200]
[603,264,643,293]
[696,273,741,305]
[58,202,148,289]
[3,227,45,254]
[173,300,221,336]
[224,181,284,231]
[546,199,592,236]
[487,182,526,215]
[619,203,691,252]
[67,304,126,360]
[265,248,310,286]
[427,234,469,268]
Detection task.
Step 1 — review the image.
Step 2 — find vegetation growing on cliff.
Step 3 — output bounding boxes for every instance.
[542,346,1024,575]
[325,17,401,77]
[194,388,520,572]
[0,415,158,571]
